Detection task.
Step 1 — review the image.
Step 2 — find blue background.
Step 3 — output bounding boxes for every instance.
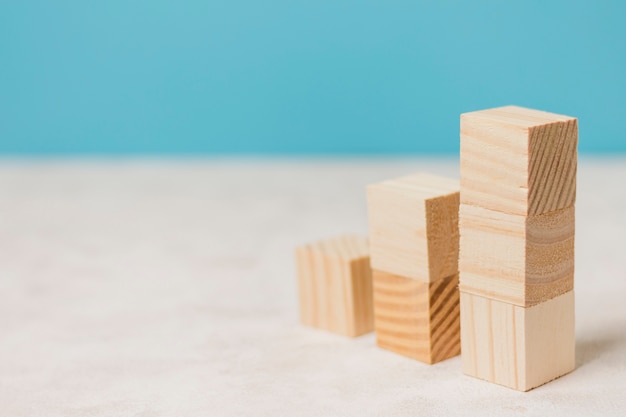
[1,1,624,155]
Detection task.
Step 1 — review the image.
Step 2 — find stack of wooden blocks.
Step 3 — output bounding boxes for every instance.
[366,173,461,364]
[295,104,577,392]
[458,106,577,391]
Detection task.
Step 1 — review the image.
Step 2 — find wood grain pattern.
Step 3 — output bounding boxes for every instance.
[460,105,577,216]
[460,290,575,391]
[426,191,461,283]
[296,235,374,337]
[367,173,459,282]
[459,203,574,307]
[373,271,460,364]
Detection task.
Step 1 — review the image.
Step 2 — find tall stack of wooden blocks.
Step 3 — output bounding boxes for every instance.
[367,173,461,364]
[296,235,374,337]
[459,105,577,391]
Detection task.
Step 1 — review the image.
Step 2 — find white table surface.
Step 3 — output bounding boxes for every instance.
[0,158,624,416]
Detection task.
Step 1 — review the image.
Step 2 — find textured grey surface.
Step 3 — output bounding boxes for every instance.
[0,158,624,416]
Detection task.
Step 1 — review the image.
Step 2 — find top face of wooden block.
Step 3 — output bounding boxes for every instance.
[461,106,577,216]
[367,173,459,282]
[367,173,459,202]
[298,235,369,262]
[462,105,575,129]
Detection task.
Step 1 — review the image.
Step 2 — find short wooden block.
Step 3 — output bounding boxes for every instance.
[373,271,460,364]
[296,235,374,337]
[366,173,460,282]
[461,105,577,216]
[459,203,574,307]
[460,291,575,391]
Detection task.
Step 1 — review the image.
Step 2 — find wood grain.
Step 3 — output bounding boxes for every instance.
[459,203,574,307]
[296,235,374,337]
[367,173,459,282]
[460,105,577,216]
[460,290,575,391]
[373,271,460,364]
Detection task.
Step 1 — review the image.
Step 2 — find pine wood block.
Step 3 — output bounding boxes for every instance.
[373,270,460,364]
[460,290,575,391]
[296,235,374,337]
[367,173,460,282]
[459,203,574,307]
[461,105,577,216]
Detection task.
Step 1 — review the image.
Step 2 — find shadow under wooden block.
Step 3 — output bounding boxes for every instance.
[460,291,575,392]
[460,105,577,217]
[373,271,460,364]
[296,235,374,337]
[367,173,459,282]
[459,203,574,307]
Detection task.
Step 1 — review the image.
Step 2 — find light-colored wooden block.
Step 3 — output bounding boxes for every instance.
[461,105,577,216]
[373,270,460,364]
[367,173,460,282]
[460,290,575,391]
[296,235,374,337]
[459,203,574,307]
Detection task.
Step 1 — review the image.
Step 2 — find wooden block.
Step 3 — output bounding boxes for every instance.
[296,235,374,337]
[367,173,460,282]
[459,203,574,307]
[460,290,575,391]
[373,270,460,364]
[461,105,577,216]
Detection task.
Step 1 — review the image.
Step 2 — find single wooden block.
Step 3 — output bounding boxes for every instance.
[461,105,577,216]
[459,203,574,307]
[373,270,460,364]
[367,173,460,282]
[460,290,575,391]
[296,235,374,337]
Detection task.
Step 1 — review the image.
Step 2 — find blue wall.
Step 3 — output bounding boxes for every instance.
[1,1,624,155]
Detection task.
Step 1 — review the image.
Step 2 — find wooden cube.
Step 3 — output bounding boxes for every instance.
[367,173,460,282]
[461,105,577,216]
[373,270,460,364]
[460,290,575,391]
[459,203,574,307]
[296,235,374,337]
